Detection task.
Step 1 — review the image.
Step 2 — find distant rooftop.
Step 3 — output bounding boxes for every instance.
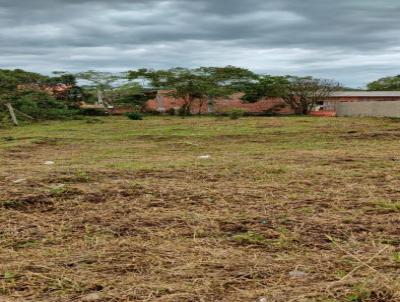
[332,91,400,97]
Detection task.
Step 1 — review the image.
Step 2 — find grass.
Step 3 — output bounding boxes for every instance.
[1,116,400,301]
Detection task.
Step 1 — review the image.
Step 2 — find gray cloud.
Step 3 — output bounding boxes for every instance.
[1,0,400,87]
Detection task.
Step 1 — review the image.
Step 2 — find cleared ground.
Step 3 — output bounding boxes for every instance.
[0,116,399,302]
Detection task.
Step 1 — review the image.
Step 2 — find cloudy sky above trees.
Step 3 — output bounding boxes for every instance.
[1,0,400,87]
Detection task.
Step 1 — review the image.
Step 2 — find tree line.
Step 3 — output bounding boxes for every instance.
[1,67,399,125]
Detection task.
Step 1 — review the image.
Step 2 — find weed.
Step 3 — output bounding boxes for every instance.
[373,201,400,212]
[345,284,372,301]
[232,231,268,245]
[74,171,91,182]
[49,185,68,196]
[13,240,39,249]
[393,252,400,263]
[3,272,16,280]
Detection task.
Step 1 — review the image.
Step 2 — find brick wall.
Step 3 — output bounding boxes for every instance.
[146,92,400,116]
[146,91,294,115]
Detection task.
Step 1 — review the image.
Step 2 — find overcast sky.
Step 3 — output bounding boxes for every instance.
[1,0,400,87]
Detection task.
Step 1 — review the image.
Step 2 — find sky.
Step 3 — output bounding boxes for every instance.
[1,0,400,87]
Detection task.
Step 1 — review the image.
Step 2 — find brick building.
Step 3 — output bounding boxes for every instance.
[146,90,400,116]
[146,91,292,115]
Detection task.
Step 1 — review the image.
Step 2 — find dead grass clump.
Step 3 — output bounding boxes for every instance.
[332,278,400,302]
[0,193,52,210]
[343,130,400,140]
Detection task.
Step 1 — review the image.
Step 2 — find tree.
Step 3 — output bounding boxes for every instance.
[46,72,83,106]
[0,69,80,124]
[108,82,156,110]
[0,69,47,124]
[241,75,340,115]
[367,75,400,91]
[74,71,125,105]
[0,69,46,101]
[128,66,256,115]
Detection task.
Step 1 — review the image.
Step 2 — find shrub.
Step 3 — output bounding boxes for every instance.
[126,112,143,120]
[228,108,247,120]
[144,109,161,115]
[80,108,108,116]
[166,108,176,115]
[178,106,191,116]
[11,91,80,120]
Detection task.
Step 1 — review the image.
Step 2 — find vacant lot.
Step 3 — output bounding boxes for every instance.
[1,116,399,302]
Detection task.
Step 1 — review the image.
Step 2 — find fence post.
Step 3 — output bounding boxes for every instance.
[5,103,19,126]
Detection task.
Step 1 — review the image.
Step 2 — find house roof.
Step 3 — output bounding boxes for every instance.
[331,91,400,97]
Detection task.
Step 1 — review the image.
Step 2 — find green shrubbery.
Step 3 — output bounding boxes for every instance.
[166,108,176,115]
[13,91,79,120]
[227,108,247,120]
[0,91,80,126]
[126,112,143,120]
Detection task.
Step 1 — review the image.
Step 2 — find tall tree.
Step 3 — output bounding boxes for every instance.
[74,71,125,105]
[47,72,83,105]
[242,75,340,115]
[367,75,400,91]
[128,66,256,114]
[0,69,46,107]
[0,69,63,125]
[108,82,156,110]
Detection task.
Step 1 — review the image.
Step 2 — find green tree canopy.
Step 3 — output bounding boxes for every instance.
[0,69,80,123]
[128,66,256,114]
[0,69,47,104]
[367,75,400,91]
[241,75,340,114]
[74,71,126,105]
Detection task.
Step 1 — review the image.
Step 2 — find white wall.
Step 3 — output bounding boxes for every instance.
[336,101,400,117]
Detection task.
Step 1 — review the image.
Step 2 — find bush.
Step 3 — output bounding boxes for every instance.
[12,91,80,120]
[79,108,108,116]
[166,108,176,115]
[144,109,161,115]
[178,106,191,116]
[228,108,247,120]
[126,112,143,120]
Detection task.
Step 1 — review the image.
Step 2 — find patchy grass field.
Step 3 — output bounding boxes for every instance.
[1,116,399,302]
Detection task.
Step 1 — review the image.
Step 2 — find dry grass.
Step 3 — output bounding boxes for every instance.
[1,116,399,302]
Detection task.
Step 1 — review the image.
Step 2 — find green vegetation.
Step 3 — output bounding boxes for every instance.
[367,75,400,91]
[227,108,247,119]
[128,66,257,115]
[241,75,340,114]
[125,111,143,120]
[2,67,399,128]
[373,200,400,212]
[0,69,81,124]
[232,231,269,245]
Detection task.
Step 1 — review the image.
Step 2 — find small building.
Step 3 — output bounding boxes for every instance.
[146,91,292,115]
[313,91,400,117]
[146,90,400,117]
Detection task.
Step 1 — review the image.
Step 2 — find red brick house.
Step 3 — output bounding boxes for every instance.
[146,91,292,115]
[146,90,400,116]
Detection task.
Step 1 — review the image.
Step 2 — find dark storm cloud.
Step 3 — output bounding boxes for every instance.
[1,0,400,86]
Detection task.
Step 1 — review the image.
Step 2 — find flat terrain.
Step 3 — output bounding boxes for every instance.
[0,116,399,302]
